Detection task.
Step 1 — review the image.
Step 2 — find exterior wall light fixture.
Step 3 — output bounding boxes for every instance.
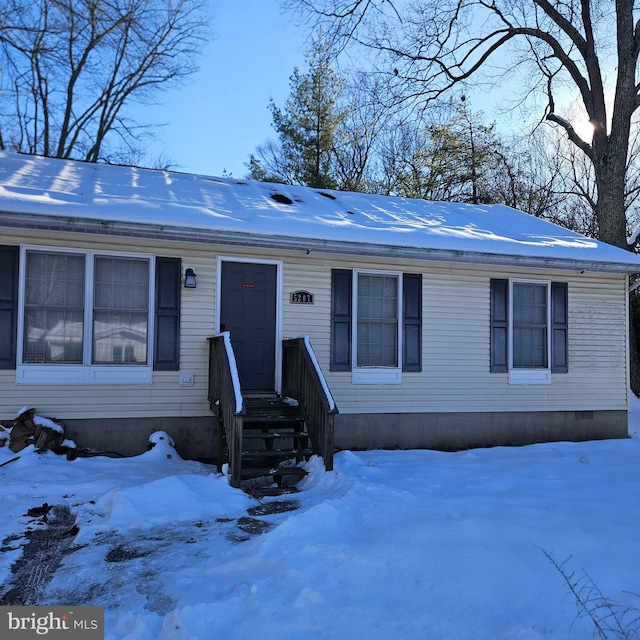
[184,267,197,288]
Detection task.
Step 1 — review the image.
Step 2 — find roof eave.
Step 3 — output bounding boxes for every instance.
[2,211,639,274]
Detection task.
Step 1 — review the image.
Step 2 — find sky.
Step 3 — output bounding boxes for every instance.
[129,2,601,185]
[138,2,308,179]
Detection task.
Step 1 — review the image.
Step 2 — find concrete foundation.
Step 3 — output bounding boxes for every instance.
[62,416,218,461]
[334,410,629,451]
[60,409,627,463]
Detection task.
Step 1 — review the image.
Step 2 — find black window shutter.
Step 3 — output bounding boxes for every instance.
[402,273,422,372]
[331,269,352,371]
[490,279,509,372]
[551,282,568,373]
[0,246,19,369]
[154,257,181,371]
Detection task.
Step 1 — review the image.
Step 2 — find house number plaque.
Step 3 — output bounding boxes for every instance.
[290,290,314,304]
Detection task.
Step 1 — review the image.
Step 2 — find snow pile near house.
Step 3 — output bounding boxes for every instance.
[75,473,252,540]
[0,432,638,639]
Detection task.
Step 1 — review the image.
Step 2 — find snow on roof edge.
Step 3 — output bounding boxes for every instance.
[1,150,640,272]
[4,209,639,274]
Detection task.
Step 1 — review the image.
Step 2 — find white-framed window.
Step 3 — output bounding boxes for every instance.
[508,279,551,384]
[17,246,154,384]
[352,270,402,384]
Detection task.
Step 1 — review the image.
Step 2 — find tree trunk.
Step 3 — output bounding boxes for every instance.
[595,154,640,395]
[594,170,627,249]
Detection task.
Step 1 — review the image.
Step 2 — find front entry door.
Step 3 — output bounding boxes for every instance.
[220,261,277,391]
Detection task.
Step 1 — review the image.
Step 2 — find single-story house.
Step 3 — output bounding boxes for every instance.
[1,150,639,464]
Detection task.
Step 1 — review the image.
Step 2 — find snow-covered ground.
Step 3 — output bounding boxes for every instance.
[1,412,639,640]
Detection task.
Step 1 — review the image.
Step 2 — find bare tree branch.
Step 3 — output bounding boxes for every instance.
[0,0,207,163]
[287,0,640,249]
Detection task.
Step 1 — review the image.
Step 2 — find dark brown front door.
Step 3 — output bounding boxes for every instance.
[220,261,277,391]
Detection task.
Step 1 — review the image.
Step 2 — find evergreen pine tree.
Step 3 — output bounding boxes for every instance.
[249,36,346,188]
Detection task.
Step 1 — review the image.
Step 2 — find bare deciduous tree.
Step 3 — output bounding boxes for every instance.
[0,0,207,163]
[286,0,640,253]
[330,72,392,191]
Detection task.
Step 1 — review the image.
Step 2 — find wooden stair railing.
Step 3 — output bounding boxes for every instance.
[208,333,245,488]
[282,336,337,472]
[209,334,337,487]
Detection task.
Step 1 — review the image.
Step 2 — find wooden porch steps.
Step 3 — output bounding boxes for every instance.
[209,335,336,489]
[220,395,312,486]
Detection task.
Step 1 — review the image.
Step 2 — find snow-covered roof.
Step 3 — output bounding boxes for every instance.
[1,150,639,273]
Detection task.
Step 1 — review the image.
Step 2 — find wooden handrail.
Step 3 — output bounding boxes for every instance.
[282,336,337,471]
[208,333,245,488]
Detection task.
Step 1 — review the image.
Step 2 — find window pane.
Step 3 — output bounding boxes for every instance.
[24,252,85,364]
[93,312,148,364]
[93,257,149,364]
[24,310,83,363]
[513,283,546,324]
[95,257,149,311]
[357,321,398,367]
[22,252,151,368]
[357,274,398,367]
[513,283,548,369]
[513,327,547,367]
[358,275,398,320]
[26,252,84,307]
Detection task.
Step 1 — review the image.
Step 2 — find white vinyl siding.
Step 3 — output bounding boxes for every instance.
[0,229,630,422]
[280,256,628,415]
[2,231,214,417]
[311,261,629,415]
